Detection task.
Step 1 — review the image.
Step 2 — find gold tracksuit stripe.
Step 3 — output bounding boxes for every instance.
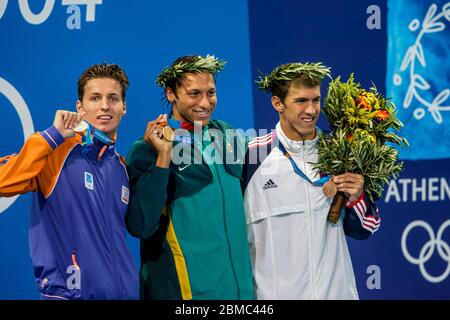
[163,206,192,300]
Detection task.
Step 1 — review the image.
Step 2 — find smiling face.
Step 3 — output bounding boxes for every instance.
[76,77,126,138]
[272,82,321,141]
[166,72,217,126]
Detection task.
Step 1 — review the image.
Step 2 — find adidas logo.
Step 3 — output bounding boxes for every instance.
[263,179,278,190]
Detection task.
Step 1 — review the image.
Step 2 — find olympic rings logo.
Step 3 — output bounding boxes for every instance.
[0,77,34,214]
[401,220,450,283]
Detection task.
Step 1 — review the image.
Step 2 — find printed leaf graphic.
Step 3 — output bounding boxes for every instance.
[432,89,450,106]
[444,3,450,21]
[404,84,414,108]
[430,107,443,124]
[423,4,437,26]
[400,47,414,71]
[415,43,426,67]
[414,74,430,90]
[425,22,445,33]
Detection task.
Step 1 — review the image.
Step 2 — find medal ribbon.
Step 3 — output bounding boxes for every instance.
[81,121,115,160]
[167,118,194,131]
[167,118,194,144]
[278,141,330,186]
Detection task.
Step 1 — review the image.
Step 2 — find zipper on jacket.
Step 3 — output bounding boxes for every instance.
[101,161,122,299]
[207,128,241,298]
[110,199,122,298]
[301,146,317,299]
[71,250,80,271]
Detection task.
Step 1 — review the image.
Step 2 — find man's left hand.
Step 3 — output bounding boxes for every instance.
[332,173,364,202]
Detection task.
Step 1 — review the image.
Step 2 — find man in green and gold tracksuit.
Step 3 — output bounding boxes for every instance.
[126,55,254,300]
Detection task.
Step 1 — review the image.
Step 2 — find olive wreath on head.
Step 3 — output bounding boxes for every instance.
[256,62,332,92]
[155,54,226,88]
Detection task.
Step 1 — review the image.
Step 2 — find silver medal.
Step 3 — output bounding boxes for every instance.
[73,120,88,132]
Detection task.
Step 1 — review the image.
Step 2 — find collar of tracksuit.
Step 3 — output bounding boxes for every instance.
[275,121,320,156]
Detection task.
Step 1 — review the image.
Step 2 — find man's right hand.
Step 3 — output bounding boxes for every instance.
[144,114,172,168]
[53,110,83,138]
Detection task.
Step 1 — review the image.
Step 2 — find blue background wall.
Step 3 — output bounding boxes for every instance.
[1,0,450,299]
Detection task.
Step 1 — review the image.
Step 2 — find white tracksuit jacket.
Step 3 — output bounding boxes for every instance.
[242,123,380,300]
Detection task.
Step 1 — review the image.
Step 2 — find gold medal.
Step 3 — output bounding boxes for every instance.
[162,125,175,142]
[322,180,337,198]
[73,120,88,132]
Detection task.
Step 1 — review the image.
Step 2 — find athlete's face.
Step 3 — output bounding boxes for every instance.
[76,78,126,138]
[167,72,217,126]
[272,83,321,141]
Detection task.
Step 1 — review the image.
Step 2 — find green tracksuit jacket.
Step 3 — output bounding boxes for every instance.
[126,119,254,300]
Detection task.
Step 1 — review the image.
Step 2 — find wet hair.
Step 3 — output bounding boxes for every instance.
[77,63,129,101]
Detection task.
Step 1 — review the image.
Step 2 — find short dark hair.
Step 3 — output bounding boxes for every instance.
[77,63,129,101]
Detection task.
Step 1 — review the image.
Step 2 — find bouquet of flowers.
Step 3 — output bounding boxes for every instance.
[314,74,408,223]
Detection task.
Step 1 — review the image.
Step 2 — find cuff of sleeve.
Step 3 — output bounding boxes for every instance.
[39,125,65,150]
[345,191,365,208]
[148,164,170,179]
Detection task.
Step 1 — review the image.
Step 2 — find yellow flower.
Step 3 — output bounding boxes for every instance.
[354,128,376,144]
[346,94,355,107]
[366,92,378,107]
[355,95,372,111]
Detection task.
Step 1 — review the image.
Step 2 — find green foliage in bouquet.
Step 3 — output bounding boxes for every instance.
[313,74,409,202]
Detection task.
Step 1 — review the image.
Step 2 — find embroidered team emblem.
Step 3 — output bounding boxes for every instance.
[84,172,94,190]
[121,186,129,204]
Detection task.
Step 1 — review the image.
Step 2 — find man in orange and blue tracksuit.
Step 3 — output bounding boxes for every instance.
[0,63,138,299]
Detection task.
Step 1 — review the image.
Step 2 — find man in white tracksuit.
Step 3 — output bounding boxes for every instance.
[242,62,380,300]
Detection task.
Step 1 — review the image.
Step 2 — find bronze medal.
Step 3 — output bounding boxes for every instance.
[162,125,175,142]
[322,180,337,198]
